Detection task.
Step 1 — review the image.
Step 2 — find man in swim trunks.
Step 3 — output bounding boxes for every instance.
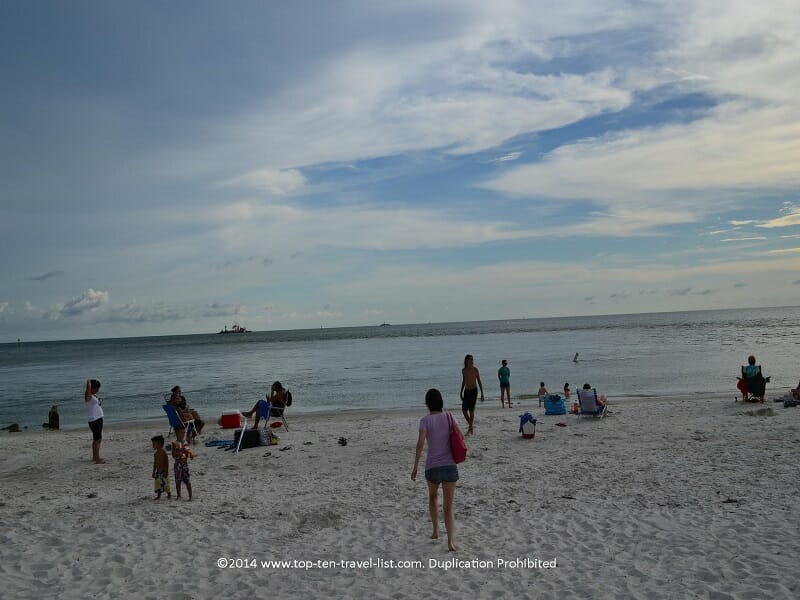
[460,354,484,435]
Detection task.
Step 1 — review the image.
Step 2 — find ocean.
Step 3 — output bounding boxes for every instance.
[1,306,798,430]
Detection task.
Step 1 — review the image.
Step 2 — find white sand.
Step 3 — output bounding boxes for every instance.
[1,395,799,599]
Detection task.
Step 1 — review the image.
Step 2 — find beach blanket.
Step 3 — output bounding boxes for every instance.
[204,440,234,447]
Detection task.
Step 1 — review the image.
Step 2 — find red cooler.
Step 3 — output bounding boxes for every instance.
[219,411,243,429]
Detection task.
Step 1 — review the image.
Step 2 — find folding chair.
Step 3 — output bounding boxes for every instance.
[576,388,606,418]
[741,365,769,402]
[261,398,289,432]
[163,404,198,442]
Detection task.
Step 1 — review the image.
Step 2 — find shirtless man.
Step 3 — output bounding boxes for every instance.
[460,354,484,435]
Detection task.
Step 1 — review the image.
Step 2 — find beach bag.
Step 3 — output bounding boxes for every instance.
[543,394,566,415]
[519,412,537,439]
[286,390,293,407]
[234,428,261,449]
[259,428,279,446]
[447,412,467,464]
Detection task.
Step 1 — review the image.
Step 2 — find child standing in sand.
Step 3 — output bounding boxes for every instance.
[460,354,483,435]
[151,435,171,500]
[172,437,194,500]
[537,382,548,406]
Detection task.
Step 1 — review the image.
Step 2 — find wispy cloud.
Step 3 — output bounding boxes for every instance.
[767,247,800,255]
[45,288,109,320]
[28,270,64,282]
[757,207,800,228]
[719,237,767,242]
[222,168,307,196]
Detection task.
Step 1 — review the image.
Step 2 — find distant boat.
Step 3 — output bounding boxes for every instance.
[379,322,391,327]
[219,322,250,334]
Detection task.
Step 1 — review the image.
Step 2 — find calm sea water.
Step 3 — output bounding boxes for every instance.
[1,307,798,430]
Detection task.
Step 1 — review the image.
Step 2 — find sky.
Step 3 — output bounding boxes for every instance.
[1,0,799,341]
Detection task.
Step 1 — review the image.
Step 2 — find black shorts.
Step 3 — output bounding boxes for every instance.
[88,418,103,441]
[462,388,478,411]
[500,381,510,389]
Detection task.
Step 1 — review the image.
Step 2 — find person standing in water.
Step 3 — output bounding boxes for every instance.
[498,359,512,408]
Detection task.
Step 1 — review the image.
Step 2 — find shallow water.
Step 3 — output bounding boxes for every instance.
[1,306,798,429]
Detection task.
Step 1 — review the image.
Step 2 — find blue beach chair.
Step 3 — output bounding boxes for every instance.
[163,404,198,441]
[259,397,289,432]
[576,388,606,418]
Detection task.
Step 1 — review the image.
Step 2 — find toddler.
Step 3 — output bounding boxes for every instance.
[172,438,194,500]
[151,435,171,500]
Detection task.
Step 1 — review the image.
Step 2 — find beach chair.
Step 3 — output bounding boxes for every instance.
[576,388,606,418]
[163,404,198,441]
[262,396,289,432]
[741,365,768,402]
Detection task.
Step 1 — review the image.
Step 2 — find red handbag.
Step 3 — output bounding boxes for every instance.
[447,412,467,464]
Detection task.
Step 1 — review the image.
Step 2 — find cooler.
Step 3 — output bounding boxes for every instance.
[219,410,243,429]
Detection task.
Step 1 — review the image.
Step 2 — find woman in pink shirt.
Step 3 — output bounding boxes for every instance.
[411,388,463,552]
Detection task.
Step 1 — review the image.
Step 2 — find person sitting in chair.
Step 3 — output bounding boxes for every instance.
[582,383,608,406]
[742,356,769,402]
[169,386,205,435]
[243,381,288,428]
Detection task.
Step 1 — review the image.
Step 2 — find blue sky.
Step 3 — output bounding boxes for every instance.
[1,0,799,341]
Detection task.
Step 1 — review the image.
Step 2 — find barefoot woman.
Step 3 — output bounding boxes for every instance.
[411,388,462,552]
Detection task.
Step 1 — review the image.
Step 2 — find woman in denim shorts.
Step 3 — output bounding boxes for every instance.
[411,388,463,552]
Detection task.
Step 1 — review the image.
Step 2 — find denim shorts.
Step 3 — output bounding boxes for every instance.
[425,465,459,484]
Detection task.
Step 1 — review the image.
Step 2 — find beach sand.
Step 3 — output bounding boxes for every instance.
[1,394,799,599]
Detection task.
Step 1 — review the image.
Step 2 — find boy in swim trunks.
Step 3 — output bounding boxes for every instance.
[460,354,484,435]
[151,435,171,500]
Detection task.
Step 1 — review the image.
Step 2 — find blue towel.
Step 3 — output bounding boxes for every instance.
[204,440,234,447]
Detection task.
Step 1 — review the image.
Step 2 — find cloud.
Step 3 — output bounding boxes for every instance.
[28,270,64,281]
[757,207,800,228]
[490,152,522,163]
[0,302,8,314]
[223,168,307,196]
[199,303,241,318]
[46,288,109,319]
[793,280,800,285]
[730,220,756,226]
[669,287,692,296]
[733,282,747,288]
[767,247,800,255]
[719,237,767,242]
[201,199,540,252]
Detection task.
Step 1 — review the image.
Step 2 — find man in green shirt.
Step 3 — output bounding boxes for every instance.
[498,359,511,408]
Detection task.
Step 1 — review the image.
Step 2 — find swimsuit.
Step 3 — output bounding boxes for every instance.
[154,472,171,495]
[462,387,478,411]
[174,460,190,484]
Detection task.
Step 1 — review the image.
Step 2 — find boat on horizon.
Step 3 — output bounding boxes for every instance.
[219,322,250,334]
